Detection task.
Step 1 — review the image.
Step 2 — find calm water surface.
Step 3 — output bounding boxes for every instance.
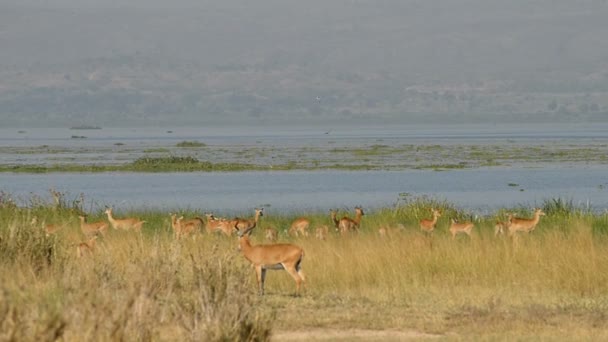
[0,168,606,215]
[2,124,608,215]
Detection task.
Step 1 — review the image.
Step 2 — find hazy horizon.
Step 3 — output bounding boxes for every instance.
[2,0,608,127]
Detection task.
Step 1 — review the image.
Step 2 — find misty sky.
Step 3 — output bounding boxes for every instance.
[1,0,607,126]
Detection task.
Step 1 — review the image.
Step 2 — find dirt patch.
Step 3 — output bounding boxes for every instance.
[272,328,442,341]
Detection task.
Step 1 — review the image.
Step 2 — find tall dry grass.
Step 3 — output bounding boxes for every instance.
[2,193,608,339]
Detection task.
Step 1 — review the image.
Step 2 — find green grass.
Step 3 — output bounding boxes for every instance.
[2,194,608,339]
[176,140,206,148]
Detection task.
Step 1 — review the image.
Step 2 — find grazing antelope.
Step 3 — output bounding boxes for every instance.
[265,227,279,241]
[78,215,108,238]
[235,226,305,296]
[508,208,546,236]
[448,218,474,239]
[76,236,97,258]
[104,207,145,231]
[289,217,310,237]
[234,208,264,232]
[329,209,340,229]
[315,225,329,240]
[494,213,513,236]
[419,208,441,234]
[338,207,364,234]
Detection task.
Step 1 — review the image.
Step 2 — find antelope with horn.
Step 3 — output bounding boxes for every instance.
[508,208,546,236]
[235,225,305,296]
[419,208,441,234]
[338,207,364,235]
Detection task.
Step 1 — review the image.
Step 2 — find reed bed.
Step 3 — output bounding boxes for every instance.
[2,193,608,340]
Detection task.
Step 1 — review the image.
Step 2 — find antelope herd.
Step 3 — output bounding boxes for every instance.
[26,198,548,295]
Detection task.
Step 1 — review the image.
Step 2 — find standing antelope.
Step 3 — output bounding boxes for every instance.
[494,213,513,236]
[234,208,264,232]
[448,218,474,239]
[508,208,546,236]
[338,207,364,234]
[235,226,305,296]
[79,215,108,238]
[104,207,145,231]
[205,213,237,236]
[419,208,441,234]
[176,216,201,239]
[289,217,310,237]
[329,209,340,230]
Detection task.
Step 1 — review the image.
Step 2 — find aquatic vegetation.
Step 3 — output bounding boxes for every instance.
[176,140,206,147]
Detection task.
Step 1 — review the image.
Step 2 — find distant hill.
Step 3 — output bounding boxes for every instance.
[1,0,607,126]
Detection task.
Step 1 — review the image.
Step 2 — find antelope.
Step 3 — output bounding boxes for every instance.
[234,208,264,232]
[265,227,279,241]
[176,216,201,239]
[289,217,310,237]
[235,225,305,296]
[170,213,183,238]
[508,208,546,236]
[76,236,97,258]
[329,209,340,229]
[338,207,364,234]
[315,225,329,240]
[173,214,203,238]
[32,217,61,237]
[448,218,474,239]
[420,208,441,234]
[205,213,237,236]
[204,213,223,233]
[78,215,108,238]
[104,207,145,231]
[494,213,513,236]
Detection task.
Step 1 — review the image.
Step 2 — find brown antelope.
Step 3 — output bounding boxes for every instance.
[204,213,223,233]
[32,217,61,237]
[448,218,474,239]
[76,236,97,258]
[289,217,310,237]
[265,227,279,241]
[338,207,364,234]
[494,213,514,236]
[104,207,145,231]
[235,226,305,296]
[170,213,185,239]
[420,208,441,234]
[78,215,108,238]
[315,225,329,240]
[234,208,264,232]
[205,213,237,236]
[508,208,546,236]
[329,209,340,230]
[176,216,201,239]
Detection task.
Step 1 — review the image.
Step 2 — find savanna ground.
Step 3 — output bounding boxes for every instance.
[2,193,608,341]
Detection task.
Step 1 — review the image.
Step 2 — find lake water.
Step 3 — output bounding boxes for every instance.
[0,168,606,216]
[1,124,608,215]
